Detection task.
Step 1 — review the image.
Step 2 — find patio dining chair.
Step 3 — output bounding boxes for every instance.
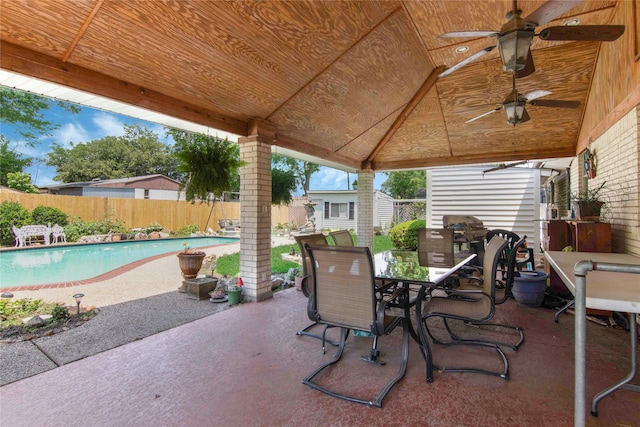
[302,244,409,408]
[329,229,354,246]
[419,235,524,381]
[294,233,337,346]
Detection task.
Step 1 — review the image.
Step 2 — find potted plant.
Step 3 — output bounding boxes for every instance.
[571,181,607,221]
[227,277,243,305]
[177,243,206,280]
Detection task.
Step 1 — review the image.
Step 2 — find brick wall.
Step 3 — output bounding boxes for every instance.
[571,106,639,255]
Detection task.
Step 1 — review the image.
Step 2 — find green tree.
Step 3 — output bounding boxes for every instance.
[47,124,178,182]
[272,154,320,196]
[380,170,426,199]
[0,88,80,147]
[169,130,245,203]
[6,172,39,193]
[0,136,32,185]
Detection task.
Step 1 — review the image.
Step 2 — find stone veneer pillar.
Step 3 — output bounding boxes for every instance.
[237,134,272,302]
[357,170,375,251]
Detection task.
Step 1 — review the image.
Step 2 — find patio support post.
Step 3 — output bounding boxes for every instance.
[357,170,374,251]
[238,133,273,302]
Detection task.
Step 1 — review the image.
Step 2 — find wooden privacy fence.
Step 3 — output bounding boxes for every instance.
[0,192,290,232]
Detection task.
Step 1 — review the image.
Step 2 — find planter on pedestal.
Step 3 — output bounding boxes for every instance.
[177,251,206,292]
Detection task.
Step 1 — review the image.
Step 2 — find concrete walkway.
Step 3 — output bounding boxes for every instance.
[0,235,297,386]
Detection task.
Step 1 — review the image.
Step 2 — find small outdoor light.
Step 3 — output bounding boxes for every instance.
[504,99,526,126]
[497,29,533,73]
[73,293,84,315]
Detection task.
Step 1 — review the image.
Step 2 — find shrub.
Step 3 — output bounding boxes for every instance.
[144,224,163,234]
[176,224,199,236]
[388,219,426,250]
[63,213,126,242]
[31,206,69,227]
[0,201,31,246]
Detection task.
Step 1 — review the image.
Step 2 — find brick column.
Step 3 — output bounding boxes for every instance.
[237,135,272,302]
[357,170,374,251]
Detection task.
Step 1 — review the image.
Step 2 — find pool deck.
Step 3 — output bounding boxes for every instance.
[4,235,295,308]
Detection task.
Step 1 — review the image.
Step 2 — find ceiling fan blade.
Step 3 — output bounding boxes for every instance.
[438,31,498,38]
[515,52,535,79]
[524,0,584,27]
[465,107,501,123]
[483,160,528,174]
[438,45,496,78]
[530,99,581,108]
[523,89,552,101]
[519,109,531,124]
[539,25,625,41]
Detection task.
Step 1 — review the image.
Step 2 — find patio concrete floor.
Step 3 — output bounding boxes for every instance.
[1,286,638,427]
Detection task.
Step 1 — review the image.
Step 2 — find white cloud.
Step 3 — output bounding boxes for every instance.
[52,122,91,148]
[92,111,126,137]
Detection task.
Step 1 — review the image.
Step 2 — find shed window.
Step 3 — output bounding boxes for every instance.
[329,202,349,219]
[144,189,150,199]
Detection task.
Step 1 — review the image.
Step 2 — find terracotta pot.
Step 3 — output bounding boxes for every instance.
[177,252,206,279]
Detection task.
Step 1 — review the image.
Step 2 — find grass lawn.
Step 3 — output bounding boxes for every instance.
[215,234,394,277]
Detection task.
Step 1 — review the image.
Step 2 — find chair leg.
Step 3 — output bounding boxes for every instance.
[458,321,525,351]
[296,322,339,349]
[554,299,575,323]
[303,323,409,408]
[423,317,510,380]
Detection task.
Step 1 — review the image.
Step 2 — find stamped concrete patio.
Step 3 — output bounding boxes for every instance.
[1,285,638,427]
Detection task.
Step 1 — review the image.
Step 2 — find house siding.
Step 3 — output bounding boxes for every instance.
[308,190,394,234]
[427,166,540,252]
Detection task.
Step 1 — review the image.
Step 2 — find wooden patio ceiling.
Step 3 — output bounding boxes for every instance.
[0,0,625,171]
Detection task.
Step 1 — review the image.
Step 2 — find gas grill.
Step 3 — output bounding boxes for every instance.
[443,215,488,265]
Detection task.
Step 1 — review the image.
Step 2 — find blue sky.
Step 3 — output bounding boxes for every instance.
[6,100,385,192]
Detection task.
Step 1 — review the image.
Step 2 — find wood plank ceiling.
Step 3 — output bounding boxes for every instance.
[0,0,622,171]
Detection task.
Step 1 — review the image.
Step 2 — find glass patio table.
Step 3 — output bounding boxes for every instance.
[373,250,477,343]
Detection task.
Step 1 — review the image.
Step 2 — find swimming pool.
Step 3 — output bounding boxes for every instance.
[0,237,238,289]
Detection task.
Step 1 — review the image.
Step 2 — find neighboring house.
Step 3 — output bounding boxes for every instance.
[308,190,394,234]
[0,185,25,194]
[426,165,541,252]
[39,174,185,200]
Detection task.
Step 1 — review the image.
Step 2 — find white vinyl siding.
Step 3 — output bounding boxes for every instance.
[427,166,541,252]
[309,190,393,234]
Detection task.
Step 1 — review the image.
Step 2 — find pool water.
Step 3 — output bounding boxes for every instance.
[0,237,238,288]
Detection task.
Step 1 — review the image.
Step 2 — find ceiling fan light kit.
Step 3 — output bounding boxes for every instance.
[497,29,534,72]
[504,99,526,125]
[438,0,625,79]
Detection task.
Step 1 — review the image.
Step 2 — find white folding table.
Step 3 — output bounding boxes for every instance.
[544,251,640,427]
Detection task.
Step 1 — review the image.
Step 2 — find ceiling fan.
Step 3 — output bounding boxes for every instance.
[483,160,529,174]
[438,0,625,78]
[466,74,580,126]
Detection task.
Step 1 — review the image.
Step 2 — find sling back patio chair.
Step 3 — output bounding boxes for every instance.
[455,231,530,305]
[302,244,409,408]
[329,229,354,246]
[293,233,337,346]
[416,228,461,288]
[419,236,524,381]
[486,228,534,276]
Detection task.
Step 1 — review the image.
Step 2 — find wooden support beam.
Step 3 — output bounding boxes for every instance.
[366,65,445,164]
[0,42,248,137]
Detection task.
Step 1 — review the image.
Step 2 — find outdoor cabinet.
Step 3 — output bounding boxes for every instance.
[543,220,612,294]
